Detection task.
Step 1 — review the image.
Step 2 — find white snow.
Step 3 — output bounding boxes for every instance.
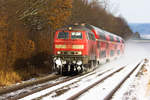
[111,59,146,100]
[76,59,144,100]
[18,41,150,100]
[20,67,114,100]
[141,35,150,39]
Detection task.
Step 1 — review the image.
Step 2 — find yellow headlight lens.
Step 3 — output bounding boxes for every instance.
[72,45,84,49]
[55,45,66,49]
[77,51,82,55]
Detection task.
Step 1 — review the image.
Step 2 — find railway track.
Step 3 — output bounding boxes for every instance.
[16,59,145,100]
[16,66,124,99]
[6,66,114,100]
[0,74,60,94]
[0,58,146,100]
[0,74,64,100]
[68,59,145,100]
[0,66,100,100]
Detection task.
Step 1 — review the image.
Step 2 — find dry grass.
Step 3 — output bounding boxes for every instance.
[0,70,21,87]
[0,65,51,87]
[16,66,51,81]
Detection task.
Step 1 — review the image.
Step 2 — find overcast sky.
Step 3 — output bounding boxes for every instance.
[108,0,150,23]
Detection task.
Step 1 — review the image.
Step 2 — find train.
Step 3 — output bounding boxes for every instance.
[53,23,125,75]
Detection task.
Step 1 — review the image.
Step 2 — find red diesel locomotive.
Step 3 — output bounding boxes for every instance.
[53,23,124,74]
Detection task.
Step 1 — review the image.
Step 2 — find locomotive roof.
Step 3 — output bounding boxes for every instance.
[87,24,123,40]
[57,24,123,41]
[57,24,92,32]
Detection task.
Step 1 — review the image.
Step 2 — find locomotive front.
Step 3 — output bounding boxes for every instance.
[53,25,91,74]
[52,24,125,75]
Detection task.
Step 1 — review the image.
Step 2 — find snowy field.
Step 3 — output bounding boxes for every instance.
[78,41,150,100]
[1,41,150,100]
[19,41,150,100]
[121,41,150,100]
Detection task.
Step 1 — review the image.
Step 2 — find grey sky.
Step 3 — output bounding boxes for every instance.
[109,0,150,23]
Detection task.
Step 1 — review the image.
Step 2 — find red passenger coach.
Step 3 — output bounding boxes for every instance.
[89,25,124,63]
[53,24,124,75]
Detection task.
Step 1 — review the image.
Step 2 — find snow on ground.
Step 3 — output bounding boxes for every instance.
[111,58,149,100]
[112,41,150,100]
[0,76,67,100]
[77,59,143,100]
[135,60,150,100]
[2,41,149,100]
[111,41,150,100]
[77,41,150,100]
[20,41,150,100]
[125,58,150,100]
[141,35,150,39]
[20,66,116,100]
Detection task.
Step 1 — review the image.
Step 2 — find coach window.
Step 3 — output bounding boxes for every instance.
[117,38,120,42]
[86,32,92,40]
[58,31,69,39]
[91,33,96,41]
[117,50,120,55]
[86,32,89,40]
[99,32,106,40]
[110,36,114,41]
[110,50,114,56]
[71,32,82,39]
[86,32,95,41]
[100,51,106,58]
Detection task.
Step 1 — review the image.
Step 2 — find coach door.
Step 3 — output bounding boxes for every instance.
[86,32,96,60]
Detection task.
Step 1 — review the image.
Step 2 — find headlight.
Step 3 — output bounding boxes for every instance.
[72,45,84,49]
[77,51,82,55]
[55,58,62,65]
[57,51,61,54]
[73,60,76,64]
[62,61,66,64]
[77,61,82,65]
[55,45,66,49]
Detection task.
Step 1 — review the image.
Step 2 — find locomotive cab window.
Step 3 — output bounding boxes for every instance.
[58,31,69,39]
[86,32,95,41]
[71,32,82,39]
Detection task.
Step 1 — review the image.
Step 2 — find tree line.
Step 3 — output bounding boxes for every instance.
[0,0,133,86]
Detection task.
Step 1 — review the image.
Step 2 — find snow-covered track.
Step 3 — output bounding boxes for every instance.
[0,74,60,95]
[0,65,101,100]
[0,74,62,100]
[15,67,113,100]
[2,59,145,100]
[103,59,145,100]
[67,66,125,100]
[16,66,125,100]
[1,67,98,100]
[72,59,145,100]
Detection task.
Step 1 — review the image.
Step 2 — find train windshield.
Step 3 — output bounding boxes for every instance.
[58,32,69,39]
[71,32,82,39]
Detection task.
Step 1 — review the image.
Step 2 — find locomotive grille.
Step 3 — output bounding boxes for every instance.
[59,51,81,55]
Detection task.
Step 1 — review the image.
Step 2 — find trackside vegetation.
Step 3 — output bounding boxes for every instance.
[0,0,133,86]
